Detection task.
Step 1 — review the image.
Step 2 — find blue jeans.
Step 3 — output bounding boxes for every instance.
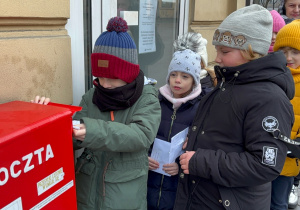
[271,175,294,210]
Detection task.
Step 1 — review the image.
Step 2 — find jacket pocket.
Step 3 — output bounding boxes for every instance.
[103,169,147,209]
[75,156,96,206]
[280,157,300,176]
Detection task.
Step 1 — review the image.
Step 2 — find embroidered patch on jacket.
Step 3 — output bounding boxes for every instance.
[262,116,279,132]
[262,146,278,166]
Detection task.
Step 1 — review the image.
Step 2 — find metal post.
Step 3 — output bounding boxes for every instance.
[83,0,93,92]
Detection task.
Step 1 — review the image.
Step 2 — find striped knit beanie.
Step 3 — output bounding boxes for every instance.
[274,19,300,52]
[91,17,139,83]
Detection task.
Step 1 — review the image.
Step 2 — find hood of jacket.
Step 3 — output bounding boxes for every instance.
[215,51,295,100]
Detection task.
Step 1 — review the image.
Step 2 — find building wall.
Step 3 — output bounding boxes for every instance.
[190,0,245,64]
[0,0,72,104]
[0,0,246,104]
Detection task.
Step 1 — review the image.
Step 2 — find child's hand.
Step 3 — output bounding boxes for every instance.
[163,162,179,176]
[148,157,159,170]
[179,151,195,174]
[31,95,51,105]
[72,124,86,141]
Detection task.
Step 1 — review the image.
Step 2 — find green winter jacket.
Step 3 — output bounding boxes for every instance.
[73,84,161,210]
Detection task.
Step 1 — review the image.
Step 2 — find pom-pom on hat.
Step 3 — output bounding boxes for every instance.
[212,4,272,55]
[270,10,285,33]
[166,49,201,86]
[274,19,300,52]
[173,32,208,68]
[91,17,139,83]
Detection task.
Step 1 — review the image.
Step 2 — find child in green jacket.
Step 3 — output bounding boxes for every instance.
[72,17,161,210]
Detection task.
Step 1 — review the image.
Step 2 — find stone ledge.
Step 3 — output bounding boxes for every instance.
[0,17,67,32]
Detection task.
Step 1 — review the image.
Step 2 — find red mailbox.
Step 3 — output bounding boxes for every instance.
[0,101,81,210]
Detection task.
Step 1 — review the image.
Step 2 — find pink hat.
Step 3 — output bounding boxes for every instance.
[270,10,285,32]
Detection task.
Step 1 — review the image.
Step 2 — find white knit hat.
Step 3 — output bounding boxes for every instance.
[166,49,201,86]
[198,38,208,67]
[173,32,208,67]
[212,4,272,55]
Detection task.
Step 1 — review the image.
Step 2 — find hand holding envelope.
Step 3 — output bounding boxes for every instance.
[72,120,86,141]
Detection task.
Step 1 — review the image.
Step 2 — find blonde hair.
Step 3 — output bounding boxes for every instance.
[240,44,264,61]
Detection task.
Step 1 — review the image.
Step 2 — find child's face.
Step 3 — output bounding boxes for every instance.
[271,32,278,47]
[169,71,194,98]
[98,77,127,89]
[215,46,249,67]
[280,47,300,69]
[285,0,300,19]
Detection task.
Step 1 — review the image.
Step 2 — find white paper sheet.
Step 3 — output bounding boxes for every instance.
[169,127,188,163]
[72,120,80,130]
[150,127,189,176]
[151,138,171,176]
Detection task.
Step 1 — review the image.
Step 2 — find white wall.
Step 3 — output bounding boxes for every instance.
[66,0,85,106]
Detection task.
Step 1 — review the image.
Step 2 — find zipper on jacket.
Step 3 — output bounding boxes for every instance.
[215,66,225,89]
[157,175,165,208]
[110,111,115,121]
[102,160,112,198]
[157,109,177,208]
[167,109,177,142]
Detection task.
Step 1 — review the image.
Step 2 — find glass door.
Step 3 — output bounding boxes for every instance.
[99,0,189,88]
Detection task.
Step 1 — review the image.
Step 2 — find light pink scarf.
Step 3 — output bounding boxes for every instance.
[159,84,202,110]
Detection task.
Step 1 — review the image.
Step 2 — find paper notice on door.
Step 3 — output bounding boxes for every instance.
[1,197,23,210]
[138,0,158,54]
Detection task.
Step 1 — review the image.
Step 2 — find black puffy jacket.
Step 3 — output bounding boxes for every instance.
[174,52,295,210]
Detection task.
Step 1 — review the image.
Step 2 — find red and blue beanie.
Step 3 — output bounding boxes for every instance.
[91,17,139,83]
